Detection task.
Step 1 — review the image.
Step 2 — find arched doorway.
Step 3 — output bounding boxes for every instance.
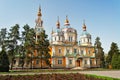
[76,59,80,67]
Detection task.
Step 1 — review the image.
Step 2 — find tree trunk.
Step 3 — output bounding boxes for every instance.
[21,60,24,69]
[10,58,14,70]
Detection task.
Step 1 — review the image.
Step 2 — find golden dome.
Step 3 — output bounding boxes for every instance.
[64,15,70,26]
[56,16,60,28]
[82,20,86,31]
[65,18,69,23]
[37,6,42,16]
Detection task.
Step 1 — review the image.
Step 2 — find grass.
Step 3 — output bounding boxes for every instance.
[86,74,120,80]
[0,68,119,74]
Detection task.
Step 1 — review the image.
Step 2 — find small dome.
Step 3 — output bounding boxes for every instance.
[38,6,42,16]
[53,31,63,36]
[65,18,69,24]
[62,28,76,33]
[64,16,70,26]
[56,16,60,29]
[38,12,42,16]
[81,31,91,37]
[52,28,63,36]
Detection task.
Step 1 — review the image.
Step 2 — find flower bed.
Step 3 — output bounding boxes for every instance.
[0,73,119,80]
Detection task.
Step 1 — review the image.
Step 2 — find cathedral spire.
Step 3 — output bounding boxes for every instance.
[56,16,60,29]
[35,6,43,27]
[37,5,42,16]
[82,20,86,31]
[64,15,70,26]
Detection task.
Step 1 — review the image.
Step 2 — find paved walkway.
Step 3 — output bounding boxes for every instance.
[79,71,120,79]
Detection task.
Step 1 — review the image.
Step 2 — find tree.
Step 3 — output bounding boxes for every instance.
[94,37,105,68]
[111,52,120,69]
[106,42,119,66]
[107,42,120,69]
[22,24,35,68]
[0,28,7,49]
[0,47,9,72]
[36,30,51,68]
[7,24,20,70]
[18,44,25,69]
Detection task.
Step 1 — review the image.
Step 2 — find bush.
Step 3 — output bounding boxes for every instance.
[0,49,9,72]
[0,66,9,72]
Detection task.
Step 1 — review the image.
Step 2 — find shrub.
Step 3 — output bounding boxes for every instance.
[0,50,9,72]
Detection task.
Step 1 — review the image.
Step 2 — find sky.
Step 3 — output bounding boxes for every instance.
[0,0,120,53]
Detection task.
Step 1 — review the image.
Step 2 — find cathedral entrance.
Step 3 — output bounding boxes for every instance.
[76,59,80,67]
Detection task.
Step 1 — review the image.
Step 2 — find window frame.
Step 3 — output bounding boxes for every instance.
[58,60,62,64]
[69,59,72,64]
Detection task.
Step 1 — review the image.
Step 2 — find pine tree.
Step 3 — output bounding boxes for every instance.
[94,37,105,68]
[18,44,25,69]
[22,25,35,68]
[35,30,51,68]
[0,47,9,72]
[107,42,120,69]
[106,42,119,68]
[7,24,20,70]
[118,55,120,68]
[0,28,7,49]
[111,53,120,69]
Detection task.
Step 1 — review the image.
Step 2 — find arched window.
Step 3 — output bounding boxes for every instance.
[81,50,84,55]
[59,36,60,41]
[58,49,61,53]
[69,36,70,41]
[55,37,56,41]
[71,37,73,41]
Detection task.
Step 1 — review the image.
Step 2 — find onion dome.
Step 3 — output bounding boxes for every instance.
[82,20,86,31]
[81,31,91,37]
[37,6,42,16]
[64,15,70,26]
[81,20,91,37]
[56,16,60,29]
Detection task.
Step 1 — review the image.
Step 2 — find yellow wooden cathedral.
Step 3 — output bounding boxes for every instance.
[14,7,98,69]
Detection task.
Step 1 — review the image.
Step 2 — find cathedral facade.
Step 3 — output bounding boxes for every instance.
[33,7,97,68]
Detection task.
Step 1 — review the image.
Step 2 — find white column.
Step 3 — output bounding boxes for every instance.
[66,57,68,68]
[87,58,90,68]
[82,58,84,67]
[73,58,75,67]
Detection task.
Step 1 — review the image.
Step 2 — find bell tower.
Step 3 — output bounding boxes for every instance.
[35,6,44,43]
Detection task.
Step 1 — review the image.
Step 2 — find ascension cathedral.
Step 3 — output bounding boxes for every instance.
[14,7,99,69]
[34,6,97,68]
